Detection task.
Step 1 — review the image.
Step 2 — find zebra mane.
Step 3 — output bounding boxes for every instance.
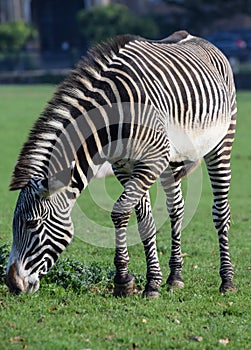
[9,34,141,191]
[86,34,141,66]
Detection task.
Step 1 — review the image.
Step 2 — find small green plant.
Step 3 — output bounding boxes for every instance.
[0,242,104,291]
[0,244,9,283]
[43,259,145,292]
[42,258,104,292]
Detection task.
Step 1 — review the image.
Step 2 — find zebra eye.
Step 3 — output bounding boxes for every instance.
[26,220,39,229]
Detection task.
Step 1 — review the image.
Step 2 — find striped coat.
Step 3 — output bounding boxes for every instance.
[6,31,237,296]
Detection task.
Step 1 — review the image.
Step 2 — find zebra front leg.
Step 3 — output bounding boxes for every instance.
[111,165,136,297]
[161,173,185,289]
[135,192,162,298]
[111,208,136,297]
[111,155,169,297]
[205,146,236,293]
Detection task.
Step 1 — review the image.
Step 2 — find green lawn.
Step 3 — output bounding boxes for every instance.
[0,85,250,349]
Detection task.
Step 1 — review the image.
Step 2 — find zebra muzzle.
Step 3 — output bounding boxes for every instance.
[6,262,40,294]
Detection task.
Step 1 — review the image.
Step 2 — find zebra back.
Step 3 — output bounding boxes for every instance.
[10,31,236,192]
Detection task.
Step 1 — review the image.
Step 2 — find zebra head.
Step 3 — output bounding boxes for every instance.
[6,176,78,294]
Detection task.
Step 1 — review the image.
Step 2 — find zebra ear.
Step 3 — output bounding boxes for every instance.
[37,161,75,198]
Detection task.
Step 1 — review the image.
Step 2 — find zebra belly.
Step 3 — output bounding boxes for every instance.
[168,122,230,162]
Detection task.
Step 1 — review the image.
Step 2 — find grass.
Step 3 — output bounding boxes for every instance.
[0,85,251,349]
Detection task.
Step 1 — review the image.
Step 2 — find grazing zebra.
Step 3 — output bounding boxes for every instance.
[6,30,237,296]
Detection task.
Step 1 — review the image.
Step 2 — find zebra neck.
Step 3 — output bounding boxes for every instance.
[71,154,107,193]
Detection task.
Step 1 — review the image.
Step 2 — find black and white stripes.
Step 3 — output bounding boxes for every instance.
[6,30,237,295]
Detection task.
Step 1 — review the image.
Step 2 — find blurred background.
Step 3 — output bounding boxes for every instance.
[0,0,251,87]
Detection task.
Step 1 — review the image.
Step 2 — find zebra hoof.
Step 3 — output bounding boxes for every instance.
[166,273,184,290]
[142,289,159,299]
[113,274,136,297]
[220,280,237,293]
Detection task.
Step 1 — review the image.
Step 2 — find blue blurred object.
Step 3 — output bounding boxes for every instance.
[206,30,250,63]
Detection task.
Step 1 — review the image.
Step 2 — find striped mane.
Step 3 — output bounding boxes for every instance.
[9,34,140,191]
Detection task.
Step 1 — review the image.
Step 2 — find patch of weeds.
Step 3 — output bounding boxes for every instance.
[0,243,145,294]
[43,258,104,292]
[0,244,10,283]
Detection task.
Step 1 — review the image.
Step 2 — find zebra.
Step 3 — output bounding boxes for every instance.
[6,30,237,297]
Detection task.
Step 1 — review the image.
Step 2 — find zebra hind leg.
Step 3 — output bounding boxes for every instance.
[161,169,185,290]
[204,143,236,293]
